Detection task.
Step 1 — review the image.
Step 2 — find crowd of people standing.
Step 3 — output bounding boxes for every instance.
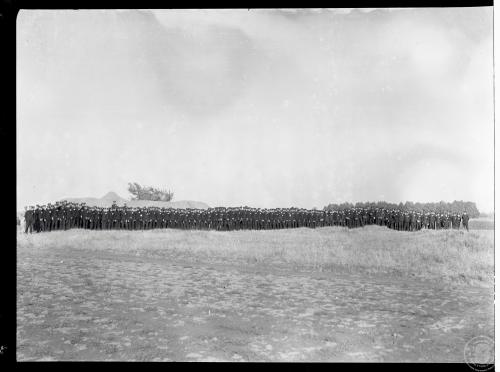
[22,200,470,233]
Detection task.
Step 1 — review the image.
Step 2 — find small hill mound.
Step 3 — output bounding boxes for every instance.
[61,191,209,209]
[124,200,210,209]
[62,196,105,207]
[101,191,127,202]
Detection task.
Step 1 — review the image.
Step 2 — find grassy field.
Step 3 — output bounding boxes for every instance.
[469,217,495,230]
[17,225,494,361]
[18,225,493,285]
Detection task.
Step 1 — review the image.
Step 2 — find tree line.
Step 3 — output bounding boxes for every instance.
[125,181,480,218]
[324,200,480,218]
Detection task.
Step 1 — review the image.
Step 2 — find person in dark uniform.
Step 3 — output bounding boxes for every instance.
[388,210,394,230]
[376,208,380,226]
[120,206,127,230]
[81,205,86,229]
[33,205,40,232]
[97,208,103,230]
[86,207,92,230]
[73,204,78,229]
[397,212,403,231]
[42,205,48,231]
[415,212,421,231]
[24,206,33,233]
[62,203,68,230]
[40,206,47,232]
[55,203,61,230]
[133,207,138,230]
[112,207,119,229]
[102,208,108,230]
[44,206,52,232]
[362,209,368,227]
[58,203,63,230]
[402,213,409,231]
[46,204,53,231]
[69,203,74,229]
[52,203,58,230]
[461,212,469,231]
[444,213,450,229]
[422,213,429,229]
[429,213,436,230]
[343,210,349,229]
[89,206,95,230]
[328,210,335,227]
[409,213,416,231]
[93,207,98,230]
[443,213,451,229]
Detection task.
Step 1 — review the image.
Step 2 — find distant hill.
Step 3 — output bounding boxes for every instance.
[120,200,210,209]
[61,192,210,209]
[101,191,127,203]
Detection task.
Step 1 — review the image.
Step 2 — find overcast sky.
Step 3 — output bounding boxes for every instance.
[17,8,494,211]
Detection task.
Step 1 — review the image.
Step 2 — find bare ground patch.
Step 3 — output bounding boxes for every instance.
[17,229,493,361]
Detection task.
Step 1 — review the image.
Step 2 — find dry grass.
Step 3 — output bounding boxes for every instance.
[17,224,494,361]
[469,217,494,230]
[18,225,493,286]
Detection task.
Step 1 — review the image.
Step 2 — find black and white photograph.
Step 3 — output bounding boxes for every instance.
[16,8,494,363]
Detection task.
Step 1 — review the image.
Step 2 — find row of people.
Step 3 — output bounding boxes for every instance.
[23,201,470,233]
